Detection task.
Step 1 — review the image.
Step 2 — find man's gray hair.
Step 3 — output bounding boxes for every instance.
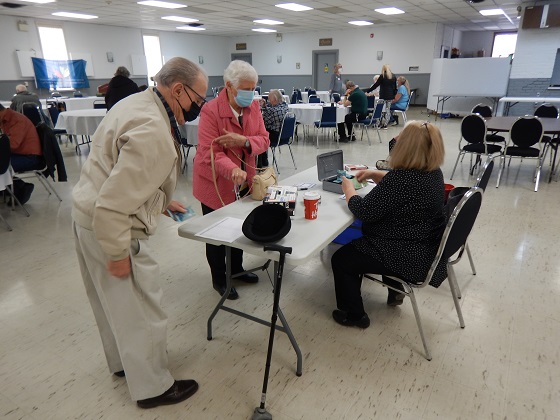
[15,84,27,93]
[223,60,258,87]
[268,89,284,103]
[345,80,356,89]
[154,57,208,88]
[115,66,131,78]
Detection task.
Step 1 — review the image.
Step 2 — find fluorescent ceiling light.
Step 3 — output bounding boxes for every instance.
[349,20,373,26]
[138,1,186,9]
[19,0,55,3]
[275,3,313,12]
[52,12,98,19]
[162,16,199,23]
[176,25,206,31]
[253,19,284,25]
[375,7,405,15]
[480,9,504,16]
[252,28,277,33]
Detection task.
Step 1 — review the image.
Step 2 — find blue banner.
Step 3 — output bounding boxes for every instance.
[32,57,90,89]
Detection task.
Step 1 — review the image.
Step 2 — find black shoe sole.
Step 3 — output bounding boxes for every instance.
[137,381,199,409]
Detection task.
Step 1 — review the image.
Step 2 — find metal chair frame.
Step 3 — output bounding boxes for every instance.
[392,90,414,124]
[352,99,384,145]
[313,106,338,149]
[270,112,297,174]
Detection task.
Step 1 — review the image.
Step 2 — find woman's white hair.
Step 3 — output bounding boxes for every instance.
[223,60,258,87]
[268,89,284,103]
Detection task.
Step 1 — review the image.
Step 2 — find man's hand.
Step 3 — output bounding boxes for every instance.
[166,200,186,215]
[108,257,131,278]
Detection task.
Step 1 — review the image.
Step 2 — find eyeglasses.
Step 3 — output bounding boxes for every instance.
[183,84,207,108]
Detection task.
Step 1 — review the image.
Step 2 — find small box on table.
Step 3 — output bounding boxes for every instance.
[317,150,366,194]
[263,185,298,216]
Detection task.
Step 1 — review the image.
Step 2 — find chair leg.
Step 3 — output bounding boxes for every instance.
[287,145,297,170]
[36,172,63,202]
[465,243,476,276]
[450,152,463,180]
[271,147,279,174]
[0,213,12,231]
[407,288,432,361]
[447,266,465,328]
[6,185,30,217]
[496,155,505,188]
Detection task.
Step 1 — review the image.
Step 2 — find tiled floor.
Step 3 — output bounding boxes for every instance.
[1,107,559,420]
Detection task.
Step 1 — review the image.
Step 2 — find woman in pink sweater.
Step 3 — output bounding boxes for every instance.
[193,60,269,300]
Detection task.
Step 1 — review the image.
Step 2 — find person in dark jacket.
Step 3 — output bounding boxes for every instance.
[331,121,447,329]
[105,66,140,110]
[363,64,397,128]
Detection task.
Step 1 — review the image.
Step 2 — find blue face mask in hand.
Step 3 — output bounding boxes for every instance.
[234,89,254,108]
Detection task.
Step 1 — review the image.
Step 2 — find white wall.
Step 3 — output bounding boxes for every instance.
[510,27,560,79]
[459,31,494,58]
[224,24,438,75]
[0,15,42,80]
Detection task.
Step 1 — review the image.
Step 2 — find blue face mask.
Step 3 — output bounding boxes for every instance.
[234,89,254,108]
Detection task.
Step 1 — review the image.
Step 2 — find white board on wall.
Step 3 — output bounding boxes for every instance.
[131,55,148,76]
[16,50,37,77]
[429,57,511,96]
[69,52,95,76]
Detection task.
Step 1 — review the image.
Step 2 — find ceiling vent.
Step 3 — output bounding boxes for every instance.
[465,0,485,3]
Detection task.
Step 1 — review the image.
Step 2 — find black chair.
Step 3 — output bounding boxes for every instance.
[308,95,320,104]
[472,104,505,144]
[307,89,316,97]
[46,104,69,144]
[313,106,337,148]
[21,103,45,126]
[363,188,483,360]
[180,137,196,174]
[331,93,341,103]
[534,103,559,182]
[496,116,545,192]
[290,88,302,104]
[450,114,502,179]
[93,100,107,109]
[270,112,297,174]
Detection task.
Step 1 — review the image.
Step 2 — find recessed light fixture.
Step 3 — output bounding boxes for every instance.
[480,9,504,16]
[275,3,313,12]
[252,28,278,33]
[52,12,98,19]
[349,20,373,26]
[176,25,206,31]
[138,1,186,9]
[375,7,405,15]
[19,0,55,3]
[253,19,284,25]
[162,16,199,23]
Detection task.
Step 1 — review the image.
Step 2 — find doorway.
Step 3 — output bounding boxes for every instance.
[231,53,252,64]
[312,50,338,91]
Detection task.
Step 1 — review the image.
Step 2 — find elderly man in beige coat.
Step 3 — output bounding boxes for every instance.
[72,57,208,409]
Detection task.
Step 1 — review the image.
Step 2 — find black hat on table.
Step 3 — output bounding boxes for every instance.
[242,204,291,243]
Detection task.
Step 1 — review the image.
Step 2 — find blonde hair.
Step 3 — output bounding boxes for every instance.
[268,89,284,104]
[390,121,445,171]
[381,64,393,80]
[397,76,410,95]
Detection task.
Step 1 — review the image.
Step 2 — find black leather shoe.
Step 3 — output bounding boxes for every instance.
[137,379,199,409]
[338,137,350,143]
[350,135,357,142]
[113,370,125,377]
[213,284,239,300]
[332,309,370,329]
[387,293,405,307]
[234,272,259,283]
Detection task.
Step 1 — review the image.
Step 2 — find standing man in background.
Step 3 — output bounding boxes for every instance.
[72,57,208,409]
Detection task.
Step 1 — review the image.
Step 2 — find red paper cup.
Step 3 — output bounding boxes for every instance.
[303,191,320,220]
[444,183,455,203]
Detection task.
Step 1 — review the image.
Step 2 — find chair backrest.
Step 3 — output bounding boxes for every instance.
[278,112,297,146]
[304,86,311,92]
[307,88,316,96]
[0,134,11,175]
[308,95,320,104]
[424,188,483,285]
[255,86,262,94]
[320,106,337,123]
[21,103,44,126]
[372,100,385,121]
[475,157,495,191]
[509,116,544,148]
[93,100,107,109]
[331,93,341,103]
[366,95,376,110]
[461,114,487,145]
[47,104,60,126]
[534,103,559,119]
[471,103,493,118]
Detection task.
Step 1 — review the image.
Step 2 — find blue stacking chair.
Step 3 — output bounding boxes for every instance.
[313,106,338,148]
[352,99,384,145]
[270,112,297,174]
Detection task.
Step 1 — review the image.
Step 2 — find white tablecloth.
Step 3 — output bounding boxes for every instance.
[301,91,331,103]
[178,117,199,145]
[55,109,107,136]
[288,104,349,125]
[47,97,104,111]
[0,166,14,192]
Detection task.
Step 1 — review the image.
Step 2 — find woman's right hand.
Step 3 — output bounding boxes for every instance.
[231,167,247,185]
[355,169,374,183]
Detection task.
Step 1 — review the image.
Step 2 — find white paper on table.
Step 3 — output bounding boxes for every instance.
[195,217,244,243]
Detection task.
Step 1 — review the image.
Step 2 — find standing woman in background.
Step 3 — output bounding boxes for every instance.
[329,63,344,97]
[363,64,397,128]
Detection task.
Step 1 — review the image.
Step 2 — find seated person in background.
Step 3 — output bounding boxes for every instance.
[259,89,288,167]
[10,84,41,113]
[364,75,380,97]
[337,81,367,143]
[388,76,410,126]
[105,66,140,110]
[0,104,42,172]
[331,121,447,328]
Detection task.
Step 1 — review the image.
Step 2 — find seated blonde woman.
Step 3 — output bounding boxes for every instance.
[331,121,447,328]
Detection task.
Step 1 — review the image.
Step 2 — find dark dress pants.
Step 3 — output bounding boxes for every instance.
[257,130,278,168]
[331,243,402,317]
[337,112,367,138]
[11,154,43,172]
[201,203,244,287]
